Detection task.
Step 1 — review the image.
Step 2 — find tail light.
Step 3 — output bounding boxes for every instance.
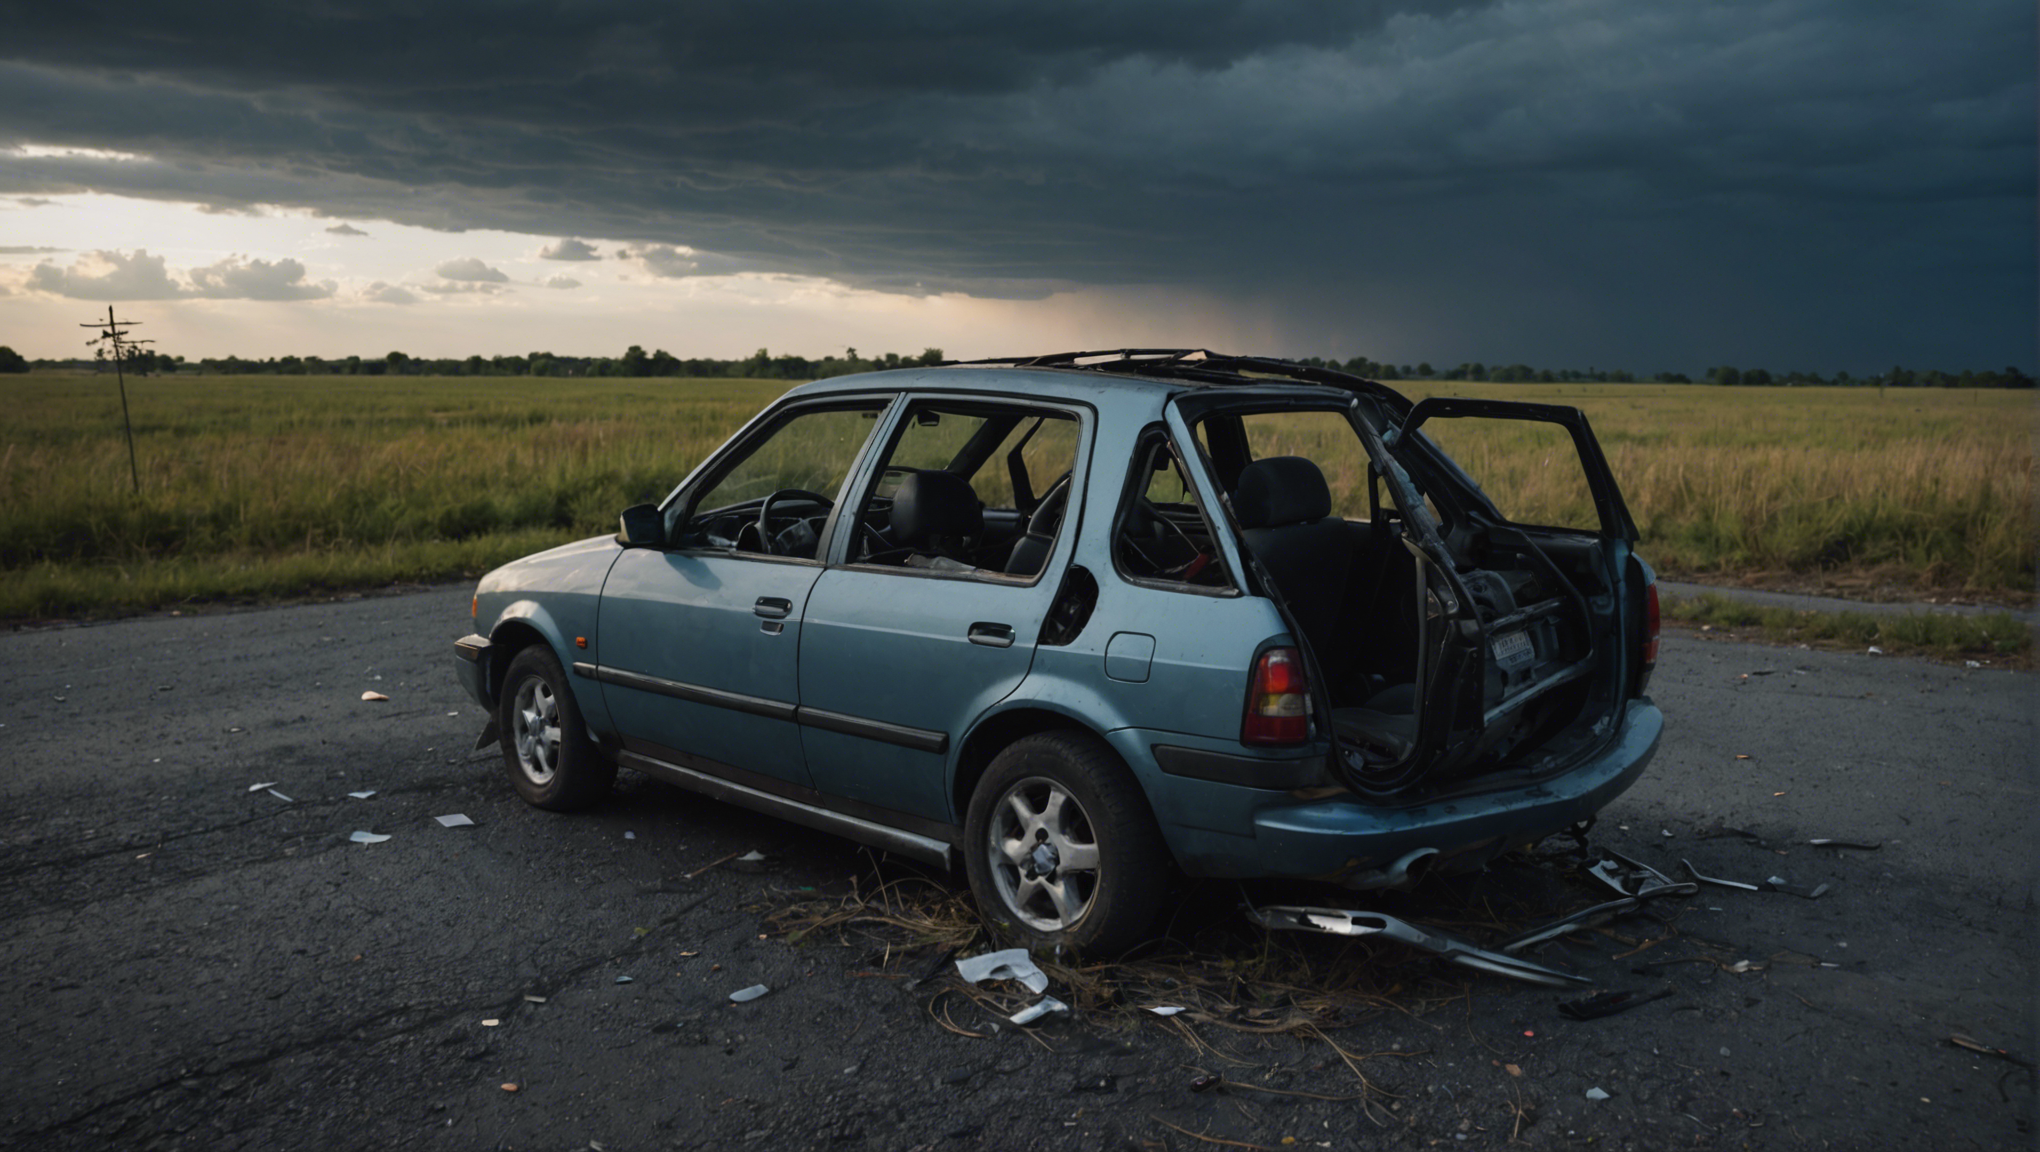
[1243,646,1310,746]
[1635,580,1660,696]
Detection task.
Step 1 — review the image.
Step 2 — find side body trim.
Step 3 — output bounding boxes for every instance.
[584,663,949,753]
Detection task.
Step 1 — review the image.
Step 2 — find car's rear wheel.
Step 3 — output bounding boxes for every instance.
[498,644,615,811]
[964,730,1168,957]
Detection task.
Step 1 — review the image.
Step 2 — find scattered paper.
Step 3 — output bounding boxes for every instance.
[434,814,475,828]
[624,831,635,840]
[1147,1006,1186,1016]
[361,690,390,702]
[266,789,293,802]
[737,850,766,862]
[349,831,391,844]
[248,782,278,792]
[729,984,770,1003]
[1585,1087,1610,1101]
[348,790,376,799]
[481,1019,500,1027]
[1009,997,1068,1026]
[524,994,547,1003]
[955,948,1049,994]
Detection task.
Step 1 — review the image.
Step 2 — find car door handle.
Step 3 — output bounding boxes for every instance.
[967,622,1016,648]
[754,597,792,619]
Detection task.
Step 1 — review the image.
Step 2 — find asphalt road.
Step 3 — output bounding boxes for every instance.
[2,588,2034,1151]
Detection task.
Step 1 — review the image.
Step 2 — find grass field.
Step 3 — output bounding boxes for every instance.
[1,373,2031,624]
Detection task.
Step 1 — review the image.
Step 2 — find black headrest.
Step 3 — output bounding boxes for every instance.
[1234,456,1332,529]
[890,470,983,543]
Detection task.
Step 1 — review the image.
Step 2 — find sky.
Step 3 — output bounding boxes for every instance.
[0,0,2032,374]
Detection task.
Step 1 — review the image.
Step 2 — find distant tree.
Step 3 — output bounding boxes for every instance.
[386,351,410,374]
[916,347,944,366]
[0,346,27,374]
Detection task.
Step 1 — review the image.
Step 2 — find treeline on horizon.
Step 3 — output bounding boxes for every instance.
[2,343,2031,389]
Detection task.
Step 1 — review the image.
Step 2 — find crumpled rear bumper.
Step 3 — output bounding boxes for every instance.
[453,634,494,710]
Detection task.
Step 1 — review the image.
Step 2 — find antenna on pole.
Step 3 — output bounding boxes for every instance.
[81,305,151,494]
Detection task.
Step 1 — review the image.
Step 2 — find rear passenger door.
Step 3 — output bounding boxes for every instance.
[795,398,1088,828]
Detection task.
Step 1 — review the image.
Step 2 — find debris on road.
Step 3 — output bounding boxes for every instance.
[1586,848,1697,899]
[1808,838,1881,850]
[1761,876,1830,899]
[1147,1006,1186,1016]
[361,690,389,702]
[1585,1087,1611,1101]
[347,790,376,799]
[433,814,475,828]
[1244,904,1593,988]
[248,781,278,792]
[729,984,769,1003]
[1008,997,1067,1026]
[348,831,391,844]
[955,948,1050,994]
[1499,891,1683,955]
[1682,859,1761,891]
[1948,1034,2036,1068]
[266,789,293,802]
[1559,987,1674,1021]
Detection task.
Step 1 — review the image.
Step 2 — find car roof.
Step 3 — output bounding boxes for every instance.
[780,349,1414,415]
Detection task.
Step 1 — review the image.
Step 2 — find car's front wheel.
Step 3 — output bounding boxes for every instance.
[498,644,615,811]
[963,731,1168,957]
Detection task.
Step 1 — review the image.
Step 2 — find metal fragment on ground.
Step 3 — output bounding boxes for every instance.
[247,782,278,792]
[266,789,292,802]
[1682,859,1761,891]
[954,948,1049,994]
[729,984,769,1003]
[1243,904,1593,987]
[1762,876,1829,899]
[1587,848,1697,899]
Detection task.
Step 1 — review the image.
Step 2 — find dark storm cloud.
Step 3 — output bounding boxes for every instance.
[1,0,2030,367]
[538,238,600,261]
[326,223,368,236]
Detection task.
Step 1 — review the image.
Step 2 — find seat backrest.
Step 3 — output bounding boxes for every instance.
[890,470,983,556]
[1235,457,1354,663]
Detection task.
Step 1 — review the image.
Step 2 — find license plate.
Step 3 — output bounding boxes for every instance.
[1492,630,1534,671]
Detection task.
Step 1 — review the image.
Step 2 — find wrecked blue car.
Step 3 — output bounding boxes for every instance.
[455,351,1663,953]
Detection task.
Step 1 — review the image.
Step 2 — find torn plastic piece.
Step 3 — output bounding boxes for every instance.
[1499,888,1686,955]
[347,790,376,799]
[737,850,766,862]
[1586,848,1697,899]
[248,781,278,792]
[729,984,769,1003]
[1559,987,1673,1020]
[1243,903,1592,987]
[1682,859,1760,891]
[955,948,1050,994]
[349,831,391,844]
[361,690,389,702]
[266,789,293,803]
[1008,996,1068,1026]
[614,975,633,984]
[1807,838,1880,850]
[1761,876,1829,899]
[1147,1006,1187,1016]
[1585,1087,1611,1101]
[434,814,475,828]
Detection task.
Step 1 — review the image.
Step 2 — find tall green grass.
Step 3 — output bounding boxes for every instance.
[0,374,2030,620]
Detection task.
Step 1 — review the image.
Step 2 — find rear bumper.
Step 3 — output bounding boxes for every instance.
[453,634,495,710]
[1164,699,1662,880]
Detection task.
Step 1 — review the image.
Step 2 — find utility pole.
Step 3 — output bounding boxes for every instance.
[81,305,150,494]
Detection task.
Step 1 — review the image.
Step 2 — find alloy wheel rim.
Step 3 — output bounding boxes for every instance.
[986,776,1101,932]
[511,677,560,786]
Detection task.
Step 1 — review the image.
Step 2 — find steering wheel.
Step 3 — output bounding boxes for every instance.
[755,489,834,555]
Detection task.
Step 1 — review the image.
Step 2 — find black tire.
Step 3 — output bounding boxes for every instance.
[497,644,616,811]
[963,730,1169,957]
